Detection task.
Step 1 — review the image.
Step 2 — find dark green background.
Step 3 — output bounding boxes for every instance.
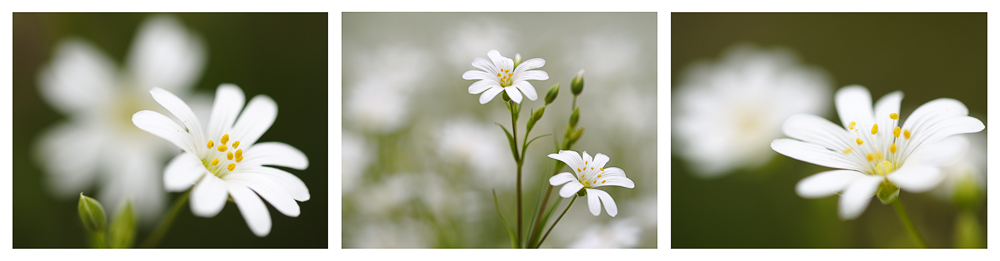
[672,13,986,248]
[13,13,328,248]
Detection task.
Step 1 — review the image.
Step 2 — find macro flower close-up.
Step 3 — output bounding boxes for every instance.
[548,150,635,217]
[772,85,984,220]
[133,84,310,237]
[462,49,548,104]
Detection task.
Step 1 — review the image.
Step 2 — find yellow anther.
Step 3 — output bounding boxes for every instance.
[585,161,588,165]
[849,121,856,130]
[207,140,214,149]
[227,152,234,160]
[497,73,501,77]
[581,174,585,178]
[843,148,853,154]
[220,134,230,145]
[876,152,884,160]
[211,158,219,166]
[600,168,604,171]
[217,145,228,152]
[236,155,243,163]
[856,138,863,145]
[871,124,878,135]
[597,174,602,178]
[235,149,243,158]
[601,180,606,184]
[904,129,911,139]
[227,163,236,171]
[232,141,240,149]
[591,167,594,170]
[890,113,899,120]
[893,127,901,138]
[577,168,582,173]
[890,143,897,154]
[866,153,874,161]
[508,73,513,78]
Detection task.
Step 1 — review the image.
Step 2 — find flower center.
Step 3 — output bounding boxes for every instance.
[202,133,243,177]
[496,68,514,87]
[842,113,913,176]
[576,160,606,188]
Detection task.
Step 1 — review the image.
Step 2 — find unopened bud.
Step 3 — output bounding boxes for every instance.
[532,106,546,122]
[78,193,107,233]
[569,107,580,127]
[571,69,585,95]
[570,127,585,143]
[514,53,522,68]
[502,91,511,102]
[545,83,559,105]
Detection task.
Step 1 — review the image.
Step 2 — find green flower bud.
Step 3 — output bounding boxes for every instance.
[532,106,546,122]
[953,173,983,210]
[514,53,522,68]
[108,200,137,248]
[571,69,585,96]
[569,107,580,127]
[78,193,107,233]
[570,127,585,143]
[544,83,559,105]
[564,124,574,138]
[876,182,900,205]
[502,91,511,102]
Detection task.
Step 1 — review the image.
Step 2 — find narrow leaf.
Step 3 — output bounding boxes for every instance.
[493,189,518,248]
[108,200,137,248]
[496,123,518,161]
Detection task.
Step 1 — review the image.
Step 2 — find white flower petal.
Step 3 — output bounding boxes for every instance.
[238,166,310,201]
[163,152,208,192]
[589,189,618,217]
[37,39,115,113]
[549,172,576,186]
[190,174,229,217]
[593,176,635,189]
[586,189,601,216]
[558,181,584,198]
[462,70,495,81]
[902,98,969,132]
[243,142,309,170]
[582,151,593,166]
[782,114,853,151]
[514,70,549,81]
[901,116,984,159]
[149,87,206,146]
[873,90,903,127]
[887,164,943,193]
[796,170,866,198]
[548,150,584,170]
[504,87,522,103]
[227,176,300,217]
[471,57,499,75]
[592,153,610,170]
[132,110,198,153]
[206,84,246,140]
[468,79,498,94]
[479,86,503,104]
[838,175,882,220]
[35,122,103,197]
[231,95,277,147]
[771,139,862,171]
[834,85,875,130]
[514,58,546,73]
[514,81,538,101]
[226,183,272,237]
[127,15,205,93]
[602,167,627,178]
[487,50,512,70]
[907,135,968,166]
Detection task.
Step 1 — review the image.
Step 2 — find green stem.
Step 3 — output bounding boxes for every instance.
[537,195,576,248]
[892,199,926,248]
[527,163,562,248]
[140,191,190,248]
[94,231,107,248]
[508,101,523,248]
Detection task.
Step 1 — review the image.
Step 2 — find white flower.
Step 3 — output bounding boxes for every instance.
[444,22,514,68]
[434,117,512,188]
[569,218,641,248]
[931,133,985,202]
[341,132,374,193]
[548,151,635,217]
[132,84,310,237]
[462,50,548,104]
[674,44,830,178]
[772,85,984,220]
[34,15,206,222]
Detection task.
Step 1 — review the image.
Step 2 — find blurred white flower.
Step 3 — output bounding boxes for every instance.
[444,22,514,68]
[133,84,310,237]
[34,15,206,223]
[353,173,417,217]
[565,32,642,82]
[772,85,984,220]
[548,150,635,217]
[345,84,410,134]
[349,219,434,248]
[569,218,641,248]
[345,45,432,134]
[434,117,512,188]
[342,132,374,193]
[931,133,985,202]
[674,44,831,178]
[463,50,549,104]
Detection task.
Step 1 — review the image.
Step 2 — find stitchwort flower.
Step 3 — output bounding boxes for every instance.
[462,50,548,104]
[548,150,635,217]
[132,84,309,236]
[771,85,984,219]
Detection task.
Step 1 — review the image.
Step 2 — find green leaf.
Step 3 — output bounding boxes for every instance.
[492,189,518,248]
[108,200,137,248]
[78,193,107,233]
[496,123,518,161]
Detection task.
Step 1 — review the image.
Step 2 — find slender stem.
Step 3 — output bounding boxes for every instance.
[527,163,563,247]
[892,199,927,248]
[94,231,107,248]
[508,101,524,248]
[140,191,190,248]
[537,195,576,248]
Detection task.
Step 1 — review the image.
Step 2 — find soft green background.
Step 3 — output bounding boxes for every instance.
[671,13,986,248]
[13,13,328,248]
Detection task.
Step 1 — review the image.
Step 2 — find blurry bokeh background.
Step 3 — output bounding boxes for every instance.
[13,13,327,248]
[671,13,986,248]
[342,13,656,248]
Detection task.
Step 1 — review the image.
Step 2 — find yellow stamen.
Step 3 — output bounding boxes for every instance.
[227,152,234,160]
[497,73,501,77]
[227,163,236,171]
[843,148,853,154]
[207,140,214,149]
[876,152,884,160]
[890,143,897,153]
[904,129,911,139]
[232,141,240,149]
[585,161,588,165]
[577,168,581,173]
[217,145,228,152]
[856,138,863,145]
[894,127,901,138]
[235,149,243,158]
[890,113,899,120]
[600,168,604,171]
[597,174,601,178]
[866,153,874,161]
[601,180,606,184]
[871,124,878,135]
[211,158,219,166]
[591,167,594,170]
[220,134,229,145]
[581,174,585,178]
[849,121,856,130]
[236,156,243,163]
